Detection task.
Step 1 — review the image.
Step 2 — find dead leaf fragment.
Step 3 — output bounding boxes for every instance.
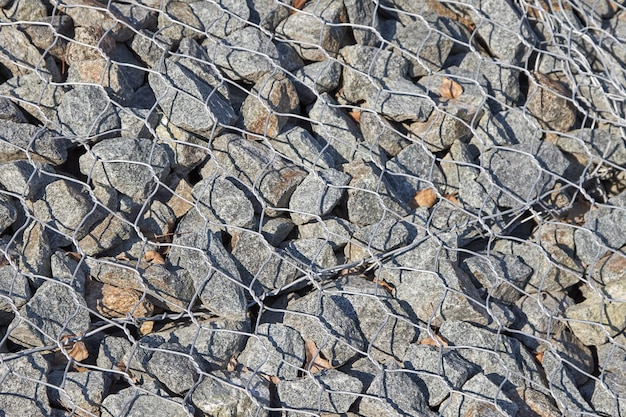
[144,250,165,265]
[304,340,333,373]
[291,0,307,14]
[419,334,448,347]
[535,351,544,363]
[444,194,459,205]
[348,110,361,123]
[440,77,463,100]
[411,188,438,208]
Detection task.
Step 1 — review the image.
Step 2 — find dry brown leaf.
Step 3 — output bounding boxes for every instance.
[144,250,165,265]
[419,334,448,347]
[411,188,438,209]
[440,77,463,100]
[304,340,333,373]
[375,278,395,295]
[139,321,154,335]
[535,351,544,363]
[291,0,307,14]
[348,110,361,123]
[227,357,238,372]
[444,194,459,205]
[59,335,89,362]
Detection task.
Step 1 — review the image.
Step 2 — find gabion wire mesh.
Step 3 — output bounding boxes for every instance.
[0,0,625,416]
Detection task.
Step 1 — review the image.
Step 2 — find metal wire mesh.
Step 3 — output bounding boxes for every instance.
[0,0,625,416]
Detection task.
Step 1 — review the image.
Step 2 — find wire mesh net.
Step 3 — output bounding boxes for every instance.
[0,0,625,415]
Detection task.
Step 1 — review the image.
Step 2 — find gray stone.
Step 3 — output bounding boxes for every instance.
[205,26,281,84]
[101,387,190,417]
[360,361,433,417]
[32,179,102,248]
[324,276,419,363]
[77,213,135,257]
[137,199,177,241]
[381,13,455,77]
[16,220,51,278]
[274,39,306,72]
[404,344,476,407]
[345,216,410,263]
[344,0,381,46]
[424,198,486,247]
[482,140,570,209]
[0,25,54,79]
[97,335,133,371]
[87,258,196,313]
[359,111,410,158]
[57,84,122,140]
[385,143,447,202]
[278,369,363,414]
[340,44,411,86]
[238,323,305,380]
[8,280,90,348]
[541,350,595,415]
[588,343,626,416]
[275,0,347,61]
[241,73,299,138]
[553,127,626,169]
[448,0,535,65]
[155,118,209,176]
[293,59,343,104]
[298,216,355,249]
[0,120,67,165]
[149,58,236,135]
[208,133,307,213]
[50,251,87,296]
[289,168,351,225]
[309,93,365,164]
[438,321,544,393]
[590,249,626,287]
[79,137,171,201]
[48,370,112,415]
[167,209,247,320]
[0,97,27,123]
[344,159,410,227]
[440,372,519,417]
[246,0,290,31]
[189,0,249,38]
[575,191,626,265]
[283,238,338,274]
[447,52,521,113]
[261,217,295,247]
[170,318,250,370]
[0,160,52,200]
[191,369,270,417]
[192,175,255,230]
[231,230,299,296]
[0,194,17,234]
[283,290,366,367]
[146,343,199,394]
[0,265,31,325]
[512,292,593,386]
[0,73,66,127]
[439,140,478,197]
[461,253,533,304]
[526,72,578,133]
[269,126,335,170]
[566,277,626,346]
[0,353,51,416]
[129,30,172,68]
[473,109,544,149]
[381,258,489,326]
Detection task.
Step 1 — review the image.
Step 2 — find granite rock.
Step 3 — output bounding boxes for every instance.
[288,168,351,225]
[79,137,171,201]
[47,370,112,416]
[293,59,343,104]
[149,58,236,135]
[241,73,299,138]
[404,344,476,407]
[0,120,68,165]
[275,0,347,61]
[8,280,90,348]
[191,370,271,417]
[0,353,51,416]
[208,133,307,212]
[269,126,335,170]
[0,265,31,325]
[205,26,280,83]
[192,175,256,230]
[167,209,247,320]
[237,323,305,380]
[277,369,363,414]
